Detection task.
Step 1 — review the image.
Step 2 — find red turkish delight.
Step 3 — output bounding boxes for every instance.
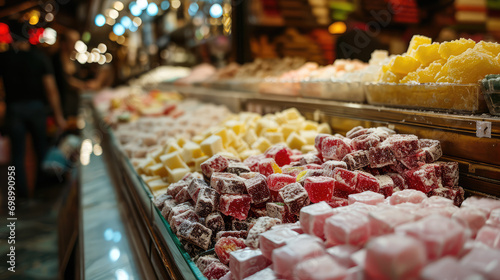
[299,201,334,239]
[346,126,371,139]
[259,228,300,260]
[211,172,247,194]
[226,162,251,175]
[201,154,229,178]
[264,145,292,167]
[258,158,280,177]
[167,180,189,197]
[333,168,358,194]
[321,136,353,161]
[368,143,396,168]
[303,176,335,203]
[386,134,420,158]
[437,161,459,187]
[327,197,349,208]
[269,190,284,203]
[245,217,281,249]
[188,178,208,201]
[322,160,347,174]
[294,255,348,280]
[324,211,371,246]
[365,234,426,280]
[375,175,395,198]
[177,221,213,250]
[404,165,441,194]
[348,191,385,205]
[243,174,270,204]
[278,183,310,215]
[399,150,426,169]
[342,150,370,170]
[314,133,331,151]
[351,133,381,151]
[175,186,192,204]
[390,189,427,205]
[215,237,247,264]
[386,173,406,189]
[355,171,380,193]
[395,215,468,260]
[220,194,252,220]
[244,155,264,172]
[203,260,230,280]
[229,248,271,280]
[281,166,306,177]
[266,173,296,192]
[419,139,443,162]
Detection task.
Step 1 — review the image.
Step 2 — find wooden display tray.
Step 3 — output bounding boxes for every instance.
[365,83,488,113]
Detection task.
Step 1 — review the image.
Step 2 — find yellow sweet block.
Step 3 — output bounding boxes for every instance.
[200,135,224,156]
[264,132,285,144]
[213,128,230,148]
[416,61,443,83]
[160,151,189,170]
[150,148,164,163]
[137,157,156,175]
[181,142,203,163]
[256,119,279,136]
[130,158,143,168]
[192,135,204,144]
[141,174,161,183]
[280,124,296,141]
[473,41,500,57]
[302,121,318,131]
[236,141,250,153]
[148,179,169,191]
[225,147,240,159]
[400,71,419,84]
[226,129,237,148]
[274,112,287,125]
[282,108,301,120]
[414,43,441,66]
[301,145,316,154]
[286,132,307,150]
[149,163,169,178]
[187,162,195,173]
[252,137,272,153]
[286,118,305,129]
[379,70,405,83]
[438,38,475,60]
[317,123,332,134]
[300,130,317,145]
[390,55,421,75]
[167,167,191,183]
[296,170,309,182]
[407,35,432,55]
[225,120,246,135]
[243,129,258,146]
[177,137,187,148]
[165,141,182,154]
[194,156,210,172]
[239,149,261,160]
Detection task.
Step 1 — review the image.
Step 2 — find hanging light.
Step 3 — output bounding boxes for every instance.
[146,3,158,16]
[209,4,223,19]
[113,23,125,36]
[95,14,106,27]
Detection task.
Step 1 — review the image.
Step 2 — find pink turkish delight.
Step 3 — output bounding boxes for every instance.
[242,267,276,280]
[355,172,380,193]
[195,187,220,217]
[203,260,230,280]
[368,143,396,168]
[452,207,487,238]
[321,136,353,161]
[476,226,500,249]
[462,196,500,217]
[460,247,500,279]
[303,176,334,203]
[324,211,371,246]
[279,183,310,215]
[299,202,334,239]
[245,217,281,249]
[266,174,296,192]
[365,234,427,280]
[211,173,247,194]
[215,237,247,264]
[326,245,360,268]
[244,174,270,204]
[486,208,500,228]
[351,133,381,151]
[229,248,271,280]
[422,196,455,208]
[395,215,468,260]
[293,255,348,280]
[390,189,427,205]
[264,145,292,167]
[258,158,279,177]
[259,228,299,260]
[420,256,485,280]
[348,191,385,205]
[272,236,325,279]
[369,208,416,236]
[201,154,229,178]
[220,194,252,220]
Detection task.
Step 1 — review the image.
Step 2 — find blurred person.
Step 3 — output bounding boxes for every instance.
[0,20,66,198]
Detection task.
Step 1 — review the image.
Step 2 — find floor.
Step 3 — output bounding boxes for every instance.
[0,164,64,280]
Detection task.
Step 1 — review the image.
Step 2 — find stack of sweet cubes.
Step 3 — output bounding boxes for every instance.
[153,124,473,279]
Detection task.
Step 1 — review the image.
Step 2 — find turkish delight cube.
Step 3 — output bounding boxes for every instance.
[178,221,213,250]
[167,180,189,197]
[249,205,268,218]
[395,215,468,260]
[175,186,192,204]
[196,255,218,274]
[269,190,284,203]
[244,174,270,204]
[460,247,500,279]
[258,158,281,177]
[462,196,500,217]
[171,209,199,233]
[333,168,358,193]
[296,170,326,185]
[215,237,246,264]
[314,133,331,152]
[355,171,380,193]
[437,161,459,187]
[229,248,271,280]
[239,172,261,180]
[451,207,486,238]
[486,208,500,228]
[476,226,500,249]
[422,195,455,208]
[281,165,306,177]
[153,193,173,210]
[264,145,292,167]
[326,245,360,268]
[188,178,208,201]
[365,234,426,280]
[386,134,420,158]
[390,189,427,205]
[348,191,385,205]
[368,143,396,168]
[321,136,353,161]
[167,202,193,224]
[369,208,416,236]
[226,162,251,175]
[324,211,371,246]
[351,133,381,151]
[219,194,252,220]
[420,256,485,280]
[259,228,299,260]
[399,150,426,169]
[299,201,334,239]
[272,237,325,279]
[211,172,247,194]
[375,175,395,198]
[346,126,371,139]
[279,183,310,215]
[232,218,257,231]
[303,176,334,203]
[241,267,276,280]
[203,260,230,280]
[298,153,323,165]
[201,154,229,178]
[205,212,225,234]
[294,255,348,280]
[160,196,177,219]
[195,187,220,217]
[216,230,249,241]
[327,197,349,208]
[404,165,441,194]
[266,173,296,192]
[322,160,348,174]
[342,150,370,170]
[244,155,264,172]
[266,202,286,221]
[419,139,442,163]
[386,173,406,189]
[245,217,281,249]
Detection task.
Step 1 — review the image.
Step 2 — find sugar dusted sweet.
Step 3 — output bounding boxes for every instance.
[259,228,299,260]
[321,136,353,161]
[299,201,333,239]
[420,139,443,163]
[279,183,310,215]
[272,236,325,279]
[386,134,420,159]
[244,174,270,204]
[229,248,271,280]
[205,212,225,233]
[303,176,334,203]
[188,178,208,201]
[178,221,213,250]
[264,145,292,167]
[266,173,296,192]
[351,133,381,151]
[201,154,229,178]
[404,165,441,194]
[324,210,371,246]
[294,255,348,280]
[333,168,358,193]
[348,191,385,205]
[220,194,252,220]
[369,208,416,236]
[226,162,252,175]
[342,150,370,170]
[211,172,247,194]
[245,217,281,249]
[195,187,220,217]
[203,260,230,280]
[368,143,396,168]
[258,158,281,177]
[390,189,427,205]
[355,172,380,193]
[215,237,247,265]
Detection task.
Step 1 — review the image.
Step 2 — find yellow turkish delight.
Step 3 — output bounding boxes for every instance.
[414,43,441,66]
[473,41,500,57]
[438,38,475,60]
[390,55,421,75]
[407,35,432,55]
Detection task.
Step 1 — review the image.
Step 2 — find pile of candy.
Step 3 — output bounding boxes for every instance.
[378,35,500,84]
[152,125,466,279]
[223,194,500,280]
